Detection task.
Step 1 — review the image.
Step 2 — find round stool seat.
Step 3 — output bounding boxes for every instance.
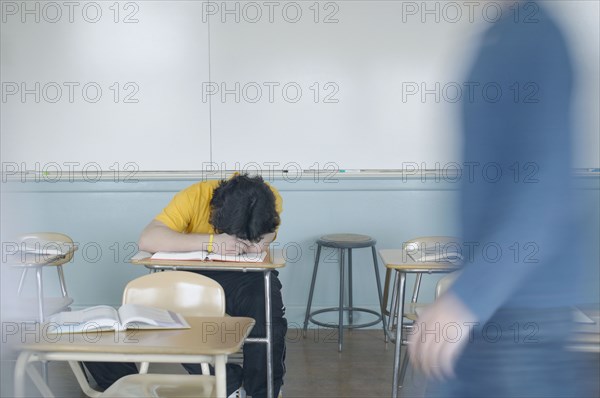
[317,233,376,249]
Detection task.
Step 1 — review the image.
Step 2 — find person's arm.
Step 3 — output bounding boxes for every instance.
[241,232,276,254]
[138,220,246,254]
[408,291,477,380]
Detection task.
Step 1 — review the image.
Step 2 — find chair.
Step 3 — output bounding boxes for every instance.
[303,233,387,352]
[123,271,226,373]
[12,232,76,322]
[382,236,460,329]
[397,271,460,384]
[72,271,227,398]
[383,236,460,326]
[122,271,226,317]
[101,374,216,397]
[382,236,461,388]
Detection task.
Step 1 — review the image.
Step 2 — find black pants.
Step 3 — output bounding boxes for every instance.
[84,271,287,398]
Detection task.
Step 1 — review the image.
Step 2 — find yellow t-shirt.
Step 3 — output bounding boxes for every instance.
[155,180,283,234]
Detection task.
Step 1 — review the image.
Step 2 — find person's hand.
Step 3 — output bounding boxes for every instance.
[212,233,248,255]
[408,292,477,381]
[239,232,276,254]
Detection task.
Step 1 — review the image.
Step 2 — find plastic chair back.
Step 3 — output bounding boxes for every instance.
[122,271,226,317]
[435,272,460,298]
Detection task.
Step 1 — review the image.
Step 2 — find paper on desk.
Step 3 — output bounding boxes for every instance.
[151,250,267,262]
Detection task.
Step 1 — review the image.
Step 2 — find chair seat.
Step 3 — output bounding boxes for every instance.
[102,374,216,398]
[317,233,376,249]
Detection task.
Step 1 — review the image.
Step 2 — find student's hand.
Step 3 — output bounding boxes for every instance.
[408,292,477,381]
[212,233,249,255]
[240,232,276,253]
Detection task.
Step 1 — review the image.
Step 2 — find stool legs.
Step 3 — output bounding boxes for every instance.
[303,244,322,337]
[347,249,353,325]
[338,249,345,352]
[304,243,386,352]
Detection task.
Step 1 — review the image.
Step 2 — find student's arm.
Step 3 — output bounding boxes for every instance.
[138,220,246,254]
[242,232,276,253]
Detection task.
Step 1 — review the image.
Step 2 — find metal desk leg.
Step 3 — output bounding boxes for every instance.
[303,244,322,337]
[387,271,399,340]
[264,270,274,398]
[371,246,388,342]
[391,272,406,398]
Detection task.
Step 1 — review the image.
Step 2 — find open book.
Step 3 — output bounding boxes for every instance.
[151,250,267,263]
[46,304,190,333]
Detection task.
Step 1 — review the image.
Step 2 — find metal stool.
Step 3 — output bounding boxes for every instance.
[302,233,387,351]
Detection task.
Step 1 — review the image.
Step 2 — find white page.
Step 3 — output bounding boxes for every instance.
[118,304,189,329]
[47,305,120,332]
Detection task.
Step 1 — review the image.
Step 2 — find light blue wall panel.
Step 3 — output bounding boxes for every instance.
[2,176,598,327]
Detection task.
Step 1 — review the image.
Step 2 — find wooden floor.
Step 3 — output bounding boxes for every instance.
[284,329,426,398]
[2,328,598,398]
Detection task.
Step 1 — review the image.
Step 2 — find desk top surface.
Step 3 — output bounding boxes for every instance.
[131,251,286,270]
[16,316,254,356]
[379,249,461,271]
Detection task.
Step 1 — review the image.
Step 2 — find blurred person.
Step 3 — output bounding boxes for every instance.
[85,173,286,398]
[409,2,590,397]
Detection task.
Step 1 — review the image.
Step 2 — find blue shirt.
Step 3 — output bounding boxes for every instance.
[449,3,582,323]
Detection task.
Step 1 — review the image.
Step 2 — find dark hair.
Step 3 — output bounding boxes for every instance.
[210,174,280,242]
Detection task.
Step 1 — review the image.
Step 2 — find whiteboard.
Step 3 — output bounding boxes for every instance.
[2,1,598,173]
[1,1,211,172]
